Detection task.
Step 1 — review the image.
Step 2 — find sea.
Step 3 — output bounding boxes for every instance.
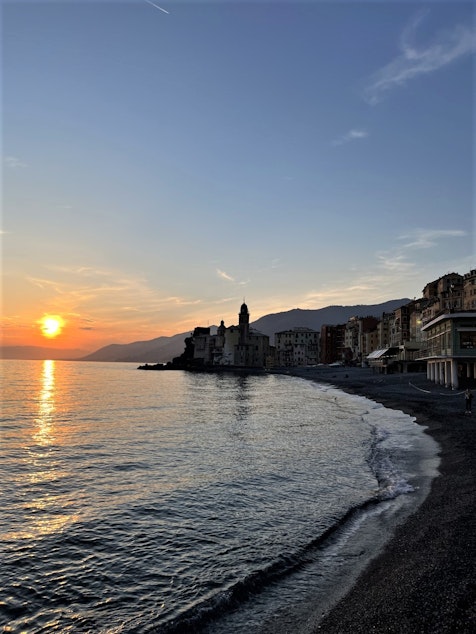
[1,360,440,634]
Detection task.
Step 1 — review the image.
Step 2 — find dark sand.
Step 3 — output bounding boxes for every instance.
[285,367,476,633]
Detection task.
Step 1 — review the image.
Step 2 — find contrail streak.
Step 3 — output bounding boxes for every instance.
[145,0,169,14]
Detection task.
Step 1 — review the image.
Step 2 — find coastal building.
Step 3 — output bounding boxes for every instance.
[364,328,379,363]
[419,312,476,389]
[191,327,214,364]
[365,312,397,371]
[421,273,464,323]
[320,324,346,364]
[463,269,476,310]
[192,303,270,369]
[344,316,379,366]
[275,328,319,367]
[409,299,429,343]
[179,268,476,378]
[377,312,394,349]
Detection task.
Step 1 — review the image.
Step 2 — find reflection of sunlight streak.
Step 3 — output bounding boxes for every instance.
[4,500,79,540]
[1,359,80,541]
[34,359,55,445]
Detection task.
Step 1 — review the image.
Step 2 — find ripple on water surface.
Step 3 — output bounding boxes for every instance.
[0,361,439,633]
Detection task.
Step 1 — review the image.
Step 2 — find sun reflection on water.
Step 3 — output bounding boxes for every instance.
[33,359,56,445]
[3,360,79,540]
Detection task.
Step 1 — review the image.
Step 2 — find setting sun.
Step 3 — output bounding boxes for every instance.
[39,315,65,339]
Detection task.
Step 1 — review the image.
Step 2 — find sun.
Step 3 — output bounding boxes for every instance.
[39,315,65,339]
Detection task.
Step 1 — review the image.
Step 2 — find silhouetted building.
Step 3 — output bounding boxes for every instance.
[192,303,270,368]
[320,324,346,364]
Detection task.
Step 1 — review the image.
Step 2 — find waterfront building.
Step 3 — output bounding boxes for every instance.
[191,327,214,365]
[344,316,379,365]
[186,268,476,378]
[421,273,464,323]
[275,328,319,367]
[419,312,476,389]
[320,323,346,364]
[463,269,476,310]
[192,303,270,368]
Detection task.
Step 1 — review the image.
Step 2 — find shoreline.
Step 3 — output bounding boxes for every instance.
[284,366,476,633]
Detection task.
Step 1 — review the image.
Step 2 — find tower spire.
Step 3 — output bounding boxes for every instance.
[239,301,249,345]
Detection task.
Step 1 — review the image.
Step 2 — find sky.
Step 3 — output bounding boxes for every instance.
[2,0,475,353]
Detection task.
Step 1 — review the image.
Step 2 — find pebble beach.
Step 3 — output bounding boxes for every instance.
[285,366,476,633]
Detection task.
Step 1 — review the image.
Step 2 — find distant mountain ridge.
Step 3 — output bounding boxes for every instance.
[252,299,411,343]
[0,346,90,361]
[78,332,191,363]
[2,299,411,362]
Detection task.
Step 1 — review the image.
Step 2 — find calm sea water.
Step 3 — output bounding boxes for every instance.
[1,360,439,633]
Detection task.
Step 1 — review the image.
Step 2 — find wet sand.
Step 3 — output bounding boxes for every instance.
[284,366,476,633]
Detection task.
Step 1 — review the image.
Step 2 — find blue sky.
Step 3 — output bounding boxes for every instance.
[2,0,475,349]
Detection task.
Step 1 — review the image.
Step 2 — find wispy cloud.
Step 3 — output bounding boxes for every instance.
[301,227,469,308]
[304,283,377,304]
[26,268,201,316]
[216,268,235,282]
[398,228,467,250]
[165,296,202,306]
[332,129,368,147]
[375,252,416,273]
[364,11,476,105]
[4,156,27,168]
[377,228,467,269]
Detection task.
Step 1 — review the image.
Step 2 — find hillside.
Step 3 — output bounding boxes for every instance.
[2,299,411,362]
[78,332,192,363]
[79,298,410,362]
[0,346,90,360]
[252,299,410,343]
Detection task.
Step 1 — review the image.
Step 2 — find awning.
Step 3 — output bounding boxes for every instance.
[367,347,399,360]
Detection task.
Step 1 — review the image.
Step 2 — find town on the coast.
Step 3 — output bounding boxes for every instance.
[141,269,476,390]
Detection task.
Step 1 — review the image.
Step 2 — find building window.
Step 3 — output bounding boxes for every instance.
[460,332,476,349]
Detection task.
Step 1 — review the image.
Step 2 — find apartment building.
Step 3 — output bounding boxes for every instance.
[275,328,319,367]
[463,269,476,310]
[320,324,346,364]
[421,273,464,323]
[344,316,379,365]
[420,311,476,389]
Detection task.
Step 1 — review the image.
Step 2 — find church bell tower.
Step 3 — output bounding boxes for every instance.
[239,302,249,345]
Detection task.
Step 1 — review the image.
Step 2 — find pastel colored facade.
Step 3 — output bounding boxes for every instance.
[275,328,319,367]
[362,270,476,383]
[302,269,476,376]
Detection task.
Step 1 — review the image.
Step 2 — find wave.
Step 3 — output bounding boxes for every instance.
[154,503,401,632]
[152,421,417,634]
[368,425,415,499]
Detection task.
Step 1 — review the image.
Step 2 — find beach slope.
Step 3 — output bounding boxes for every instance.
[286,367,476,633]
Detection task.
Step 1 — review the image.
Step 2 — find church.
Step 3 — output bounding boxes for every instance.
[192,303,271,368]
